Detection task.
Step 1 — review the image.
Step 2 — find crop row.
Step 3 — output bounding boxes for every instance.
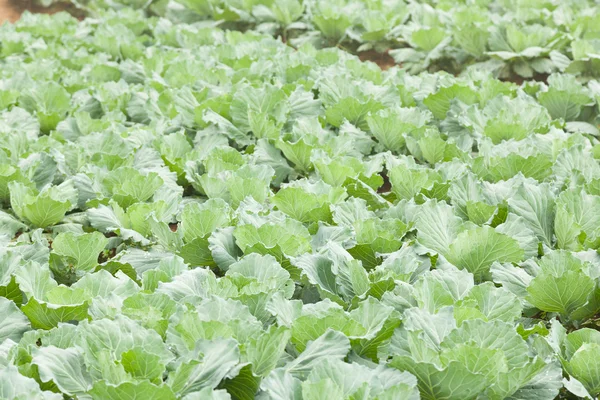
[34,0,600,80]
[0,7,599,400]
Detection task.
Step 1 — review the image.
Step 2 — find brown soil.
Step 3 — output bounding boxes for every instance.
[377,172,391,193]
[0,0,20,22]
[0,0,76,24]
[502,72,549,86]
[358,49,396,71]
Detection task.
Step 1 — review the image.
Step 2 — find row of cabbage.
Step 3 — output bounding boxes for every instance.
[1,9,600,400]
[33,0,600,80]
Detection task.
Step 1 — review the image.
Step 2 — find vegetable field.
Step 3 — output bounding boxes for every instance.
[1,1,600,399]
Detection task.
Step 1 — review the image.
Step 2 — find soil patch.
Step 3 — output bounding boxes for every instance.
[358,49,396,70]
[0,0,77,24]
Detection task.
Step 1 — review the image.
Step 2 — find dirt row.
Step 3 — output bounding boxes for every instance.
[0,0,73,24]
[0,2,396,71]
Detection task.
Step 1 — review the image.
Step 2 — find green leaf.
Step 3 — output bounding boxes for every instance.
[0,275,22,306]
[414,200,464,255]
[180,199,231,242]
[284,330,350,379]
[168,339,241,395]
[325,97,384,131]
[446,226,524,282]
[226,253,294,297]
[178,237,215,267]
[276,135,316,174]
[390,357,488,400]
[465,201,497,225]
[459,282,522,323]
[20,82,71,133]
[272,182,344,224]
[14,260,58,301]
[0,210,28,238]
[234,219,312,269]
[423,84,478,120]
[32,346,93,396]
[0,365,60,400]
[52,231,108,273]
[219,364,260,400]
[481,154,553,182]
[0,297,30,343]
[246,325,291,377]
[87,202,150,245]
[527,271,595,318]
[21,297,89,330]
[0,165,28,204]
[313,13,352,41]
[120,347,165,382]
[88,381,177,400]
[260,369,302,400]
[507,181,555,246]
[366,108,429,153]
[412,26,447,51]
[537,74,594,121]
[10,182,74,228]
[121,292,176,339]
[291,306,366,352]
[557,189,600,249]
[566,343,600,397]
[104,168,164,209]
[350,218,407,268]
[389,165,441,200]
